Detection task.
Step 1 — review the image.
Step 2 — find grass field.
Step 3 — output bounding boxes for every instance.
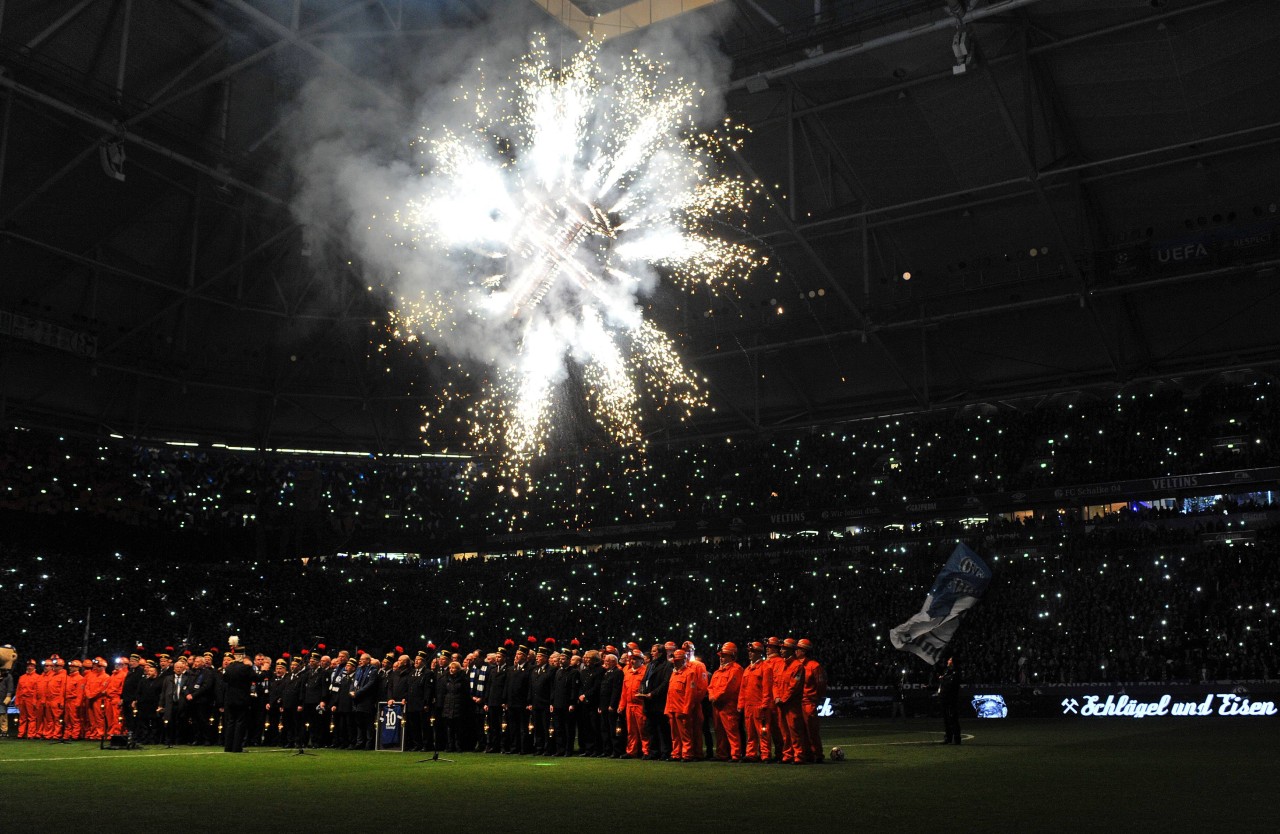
[2,718,1275,830]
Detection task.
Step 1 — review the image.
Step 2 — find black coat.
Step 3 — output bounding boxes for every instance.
[440,672,469,720]
[505,662,532,707]
[135,675,161,709]
[187,667,215,704]
[433,667,450,715]
[552,665,579,710]
[302,665,328,705]
[335,670,355,712]
[487,663,509,708]
[350,665,379,713]
[530,662,555,708]
[159,673,193,719]
[268,673,288,709]
[121,666,144,703]
[388,668,413,702]
[278,670,303,709]
[641,657,671,712]
[406,667,430,711]
[578,664,603,707]
[599,667,623,711]
[222,661,255,709]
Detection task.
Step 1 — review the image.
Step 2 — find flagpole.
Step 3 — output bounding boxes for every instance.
[82,607,91,659]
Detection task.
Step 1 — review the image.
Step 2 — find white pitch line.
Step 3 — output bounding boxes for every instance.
[845,733,975,747]
[0,748,280,764]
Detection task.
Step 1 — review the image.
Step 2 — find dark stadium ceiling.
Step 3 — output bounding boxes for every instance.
[1,0,1279,453]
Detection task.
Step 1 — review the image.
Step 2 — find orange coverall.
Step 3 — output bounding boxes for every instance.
[83,668,109,739]
[106,667,127,735]
[800,658,827,762]
[14,669,38,738]
[737,658,770,761]
[771,656,806,763]
[43,667,68,739]
[665,664,697,761]
[763,653,785,759]
[63,671,86,739]
[686,658,709,758]
[708,660,743,761]
[620,662,649,758]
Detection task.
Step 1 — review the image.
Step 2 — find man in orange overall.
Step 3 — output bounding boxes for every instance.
[796,639,827,763]
[738,642,769,762]
[680,641,710,759]
[708,643,743,761]
[63,659,86,740]
[106,657,129,736]
[41,656,69,739]
[83,658,109,740]
[772,639,806,764]
[620,649,649,759]
[665,649,697,761]
[15,659,38,738]
[762,637,785,761]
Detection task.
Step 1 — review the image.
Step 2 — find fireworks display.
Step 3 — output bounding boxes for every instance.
[387,37,763,492]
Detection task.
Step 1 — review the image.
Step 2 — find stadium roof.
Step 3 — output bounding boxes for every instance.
[1,0,1278,453]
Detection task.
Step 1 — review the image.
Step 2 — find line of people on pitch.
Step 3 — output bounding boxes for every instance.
[406,636,829,764]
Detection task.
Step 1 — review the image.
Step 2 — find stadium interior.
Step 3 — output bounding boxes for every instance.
[1,3,1279,808]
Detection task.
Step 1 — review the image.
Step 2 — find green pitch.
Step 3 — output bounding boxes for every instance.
[1,719,1274,829]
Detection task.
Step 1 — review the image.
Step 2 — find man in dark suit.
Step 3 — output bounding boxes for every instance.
[530,646,555,755]
[278,657,303,748]
[405,651,430,752]
[248,654,272,746]
[550,652,579,756]
[221,651,256,753]
[188,654,218,745]
[599,652,624,758]
[485,646,510,753]
[577,651,604,757]
[120,653,144,736]
[159,657,193,746]
[350,654,378,750]
[265,659,287,746]
[301,653,329,748]
[504,647,533,754]
[639,643,672,760]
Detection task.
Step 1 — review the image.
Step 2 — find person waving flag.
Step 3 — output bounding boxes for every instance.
[890,542,993,666]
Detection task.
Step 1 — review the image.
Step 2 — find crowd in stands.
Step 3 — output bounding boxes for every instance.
[2,513,1276,690]
[0,377,1276,541]
[1,376,1277,704]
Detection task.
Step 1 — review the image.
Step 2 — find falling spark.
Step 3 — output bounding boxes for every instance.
[391,36,763,492]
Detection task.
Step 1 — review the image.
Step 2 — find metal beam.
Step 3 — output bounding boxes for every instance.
[0,229,372,323]
[743,0,1235,127]
[114,0,132,101]
[971,34,1124,379]
[98,223,302,357]
[694,256,1280,361]
[223,0,395,108]
[0,73,288,207]
[131,0,377,130]
[729,0,1049,92]
[757,117,1280,239]
[24,0,95,51]
[728,146,929,409]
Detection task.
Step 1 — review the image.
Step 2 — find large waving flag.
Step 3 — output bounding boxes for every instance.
[889,542,992,666]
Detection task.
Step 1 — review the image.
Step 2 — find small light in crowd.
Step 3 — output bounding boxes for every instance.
[902,271,911,281]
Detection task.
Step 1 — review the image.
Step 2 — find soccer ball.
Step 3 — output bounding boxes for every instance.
[829,746,845,761]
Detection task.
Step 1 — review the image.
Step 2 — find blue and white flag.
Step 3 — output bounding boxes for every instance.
[889,542,992,666]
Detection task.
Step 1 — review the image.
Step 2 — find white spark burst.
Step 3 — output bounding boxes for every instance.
[391,36,762,492]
